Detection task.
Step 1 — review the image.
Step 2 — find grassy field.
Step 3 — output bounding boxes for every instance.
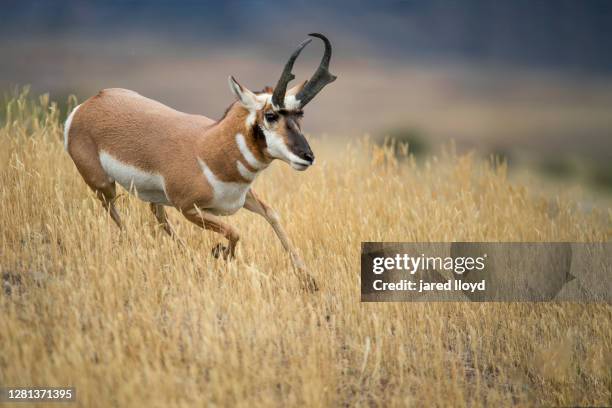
[0,91,610,407]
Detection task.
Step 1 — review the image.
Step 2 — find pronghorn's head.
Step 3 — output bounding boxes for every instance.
[228,33,337,171]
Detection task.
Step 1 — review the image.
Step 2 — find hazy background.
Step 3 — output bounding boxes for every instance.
[2,0,611,190]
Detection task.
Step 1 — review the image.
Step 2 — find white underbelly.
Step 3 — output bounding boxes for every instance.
[99,151,171,205]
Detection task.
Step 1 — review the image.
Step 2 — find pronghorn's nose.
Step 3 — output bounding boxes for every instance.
[302,151,315,164]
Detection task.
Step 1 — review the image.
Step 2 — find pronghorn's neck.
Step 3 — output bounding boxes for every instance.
[198,101,271,183]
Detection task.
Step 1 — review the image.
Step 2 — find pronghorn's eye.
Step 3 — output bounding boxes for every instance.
[264,112,279,123]
[295,110,304,117]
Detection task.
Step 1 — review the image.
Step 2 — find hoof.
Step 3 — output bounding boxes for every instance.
[211,243,233,260]
[302,274,319,292]
[211,243,226,259]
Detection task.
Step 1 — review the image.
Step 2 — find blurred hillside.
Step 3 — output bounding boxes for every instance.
[1,0,611,169]
[3,0,612,73]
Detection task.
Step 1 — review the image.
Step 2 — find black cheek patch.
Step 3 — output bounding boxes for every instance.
[253,125,267,149]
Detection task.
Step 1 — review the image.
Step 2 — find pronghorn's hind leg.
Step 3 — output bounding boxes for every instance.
[243,189,318,291]
[181,208,240,260]
[149,204,185,246]
[95,186,122,229]
[150,204,173,236]
[67,135,123,229]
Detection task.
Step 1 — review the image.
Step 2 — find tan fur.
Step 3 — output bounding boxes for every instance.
[66,87,317,290]
[67,88,268,210]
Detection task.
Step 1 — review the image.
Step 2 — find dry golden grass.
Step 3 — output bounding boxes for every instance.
[1,91,611,407]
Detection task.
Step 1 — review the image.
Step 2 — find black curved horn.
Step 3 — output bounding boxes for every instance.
[271,38,312,108]
[295,33,337,107]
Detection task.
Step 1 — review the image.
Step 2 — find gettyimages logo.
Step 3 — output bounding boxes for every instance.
[361,242,611,302]
[372,253,487,275]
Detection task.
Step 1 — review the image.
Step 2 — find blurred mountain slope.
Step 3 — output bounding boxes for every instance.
[2,0,612,73]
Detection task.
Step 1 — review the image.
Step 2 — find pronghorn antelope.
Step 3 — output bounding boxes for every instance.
[64,33,336,289]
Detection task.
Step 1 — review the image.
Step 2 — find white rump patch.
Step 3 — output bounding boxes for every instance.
[235,133,266,169]
[197,158,251,216]
[63,104,81,151]
[99,151,170,205]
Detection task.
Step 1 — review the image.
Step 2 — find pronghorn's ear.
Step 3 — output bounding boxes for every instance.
[286,80,308,97]
[228,76,259,110]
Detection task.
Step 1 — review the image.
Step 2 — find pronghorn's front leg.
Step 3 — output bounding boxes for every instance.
[182,207,240,260]
[244,189,317,291]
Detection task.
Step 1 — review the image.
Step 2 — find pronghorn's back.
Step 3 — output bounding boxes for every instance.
[65,88,215,171]
[64,88,223,209]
